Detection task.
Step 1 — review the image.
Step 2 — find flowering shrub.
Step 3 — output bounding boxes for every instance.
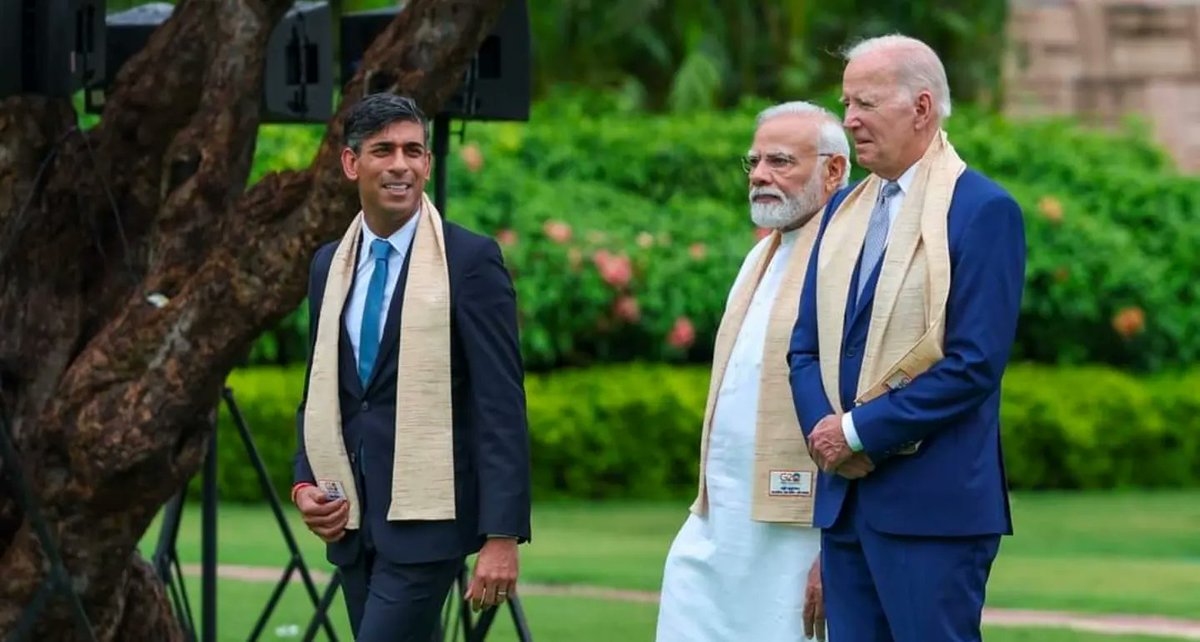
[248,94,1200,372]
[210,363,1200,502]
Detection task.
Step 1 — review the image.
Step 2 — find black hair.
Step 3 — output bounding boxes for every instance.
[342,93,428,153]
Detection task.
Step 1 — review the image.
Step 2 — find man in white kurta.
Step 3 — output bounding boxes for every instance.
[656,102,852,642]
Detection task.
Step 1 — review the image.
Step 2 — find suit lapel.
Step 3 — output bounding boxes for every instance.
[847,254,885,332]
[339,235,365,399]
[338,322,364,398]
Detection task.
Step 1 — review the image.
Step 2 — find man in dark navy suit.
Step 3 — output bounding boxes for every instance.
[291,93,531,641]
[788,35,1025,642]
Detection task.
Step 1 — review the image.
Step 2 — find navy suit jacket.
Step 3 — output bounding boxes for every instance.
[788,169,1024,537]
[293,220,532,566]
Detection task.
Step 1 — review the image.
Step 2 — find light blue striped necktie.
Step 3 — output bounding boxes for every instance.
[858,181,902,300]
[358,239,392,385]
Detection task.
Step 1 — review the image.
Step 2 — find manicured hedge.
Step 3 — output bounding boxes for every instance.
[204,364,1200,503]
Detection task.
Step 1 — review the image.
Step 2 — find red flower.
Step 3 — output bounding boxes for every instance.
[1038,196,1064,223]
[594,250,632,288]
[667,316,695,349]
[613,295,641,323]
[543,220,573,244]
[460,143,484,172]
[1112,306,1145,339]
[495,229,518,247]
[689,242,707,260]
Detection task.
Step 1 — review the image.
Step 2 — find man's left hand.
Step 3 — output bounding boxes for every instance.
[465,538,519,612]
[808,414,853,472]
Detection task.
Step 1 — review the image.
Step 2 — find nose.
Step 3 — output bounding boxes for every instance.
[844,104,864,130]
[387,148,411,172]
[748,162,771,187]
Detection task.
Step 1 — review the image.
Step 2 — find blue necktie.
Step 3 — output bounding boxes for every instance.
[858,181,902,300]
[358,239,392,385]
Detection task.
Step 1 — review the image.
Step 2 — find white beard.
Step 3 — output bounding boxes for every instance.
[749,165,825,230]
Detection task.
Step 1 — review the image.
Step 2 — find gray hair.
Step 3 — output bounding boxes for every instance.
[844,34,953,120]
[755,101,852,187]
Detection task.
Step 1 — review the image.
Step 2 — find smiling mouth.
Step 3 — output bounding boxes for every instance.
[382,182,412,196]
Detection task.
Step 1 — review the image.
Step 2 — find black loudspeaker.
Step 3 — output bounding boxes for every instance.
[0,0,22,97]
[341,0,531,121]
[85,1,332,123]
[83,2,168,113]
[262,1,333,122]
[0,0,105,99]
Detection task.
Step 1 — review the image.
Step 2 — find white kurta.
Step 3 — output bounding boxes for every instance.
[656,229,822,642]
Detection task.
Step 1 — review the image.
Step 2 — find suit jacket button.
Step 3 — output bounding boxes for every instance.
[845,348,857,358]
[361,401,369,411]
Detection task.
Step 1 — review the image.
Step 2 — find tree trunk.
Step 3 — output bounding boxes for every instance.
[0,0,507,637]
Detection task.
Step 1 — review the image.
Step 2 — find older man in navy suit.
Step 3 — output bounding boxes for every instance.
[291,94,531,641]
[788,35,1025,642]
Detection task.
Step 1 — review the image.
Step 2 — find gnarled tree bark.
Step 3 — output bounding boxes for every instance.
[0,0,507,638]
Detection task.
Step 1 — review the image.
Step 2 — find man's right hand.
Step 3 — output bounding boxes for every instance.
[803,556,826,641]
[294,486,349,542]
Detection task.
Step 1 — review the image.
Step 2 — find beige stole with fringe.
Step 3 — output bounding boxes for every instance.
[689,220,821,525]
[303,192,455,528]
[816,131,965,424]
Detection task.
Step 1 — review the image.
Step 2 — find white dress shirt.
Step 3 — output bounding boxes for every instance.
[843,163,919,452]
[344,211,420,366]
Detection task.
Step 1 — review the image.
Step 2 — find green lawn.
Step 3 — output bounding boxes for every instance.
[142,490,1200,639]
[178,577,1181,642]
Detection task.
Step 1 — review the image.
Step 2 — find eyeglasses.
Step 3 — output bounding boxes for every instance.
[741,152,833,175]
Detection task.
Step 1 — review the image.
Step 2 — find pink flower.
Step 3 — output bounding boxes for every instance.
[689,242,707,260]
[543,220,572,244]
[1112,306,1145,339]
[593,250,632,289]
[754,227,772,241]
[637,232,655,249]
[613,295,641,323]
[460,143,484,172]
[667,316,695,350]
[495,229,518,247]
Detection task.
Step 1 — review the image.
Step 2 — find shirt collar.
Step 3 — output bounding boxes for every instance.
[358,209,420,269]
[892,163,919,195]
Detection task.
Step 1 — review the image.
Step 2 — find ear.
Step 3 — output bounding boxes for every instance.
[825,155,848,195]
[421,149,432,181]
[914,90,935,130]
[341,147,359,181]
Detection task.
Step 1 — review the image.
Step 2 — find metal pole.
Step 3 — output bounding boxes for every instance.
[433,113,450,218]
[201,429,217,642]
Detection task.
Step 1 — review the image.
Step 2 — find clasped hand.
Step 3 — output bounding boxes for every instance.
[808,414,874,479]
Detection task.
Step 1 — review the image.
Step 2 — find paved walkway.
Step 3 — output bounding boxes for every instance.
[186,564,1200,639]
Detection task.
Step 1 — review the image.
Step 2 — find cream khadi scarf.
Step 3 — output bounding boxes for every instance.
[689,220,821,525]
[817,131,965,420]
[304,192,454,528]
